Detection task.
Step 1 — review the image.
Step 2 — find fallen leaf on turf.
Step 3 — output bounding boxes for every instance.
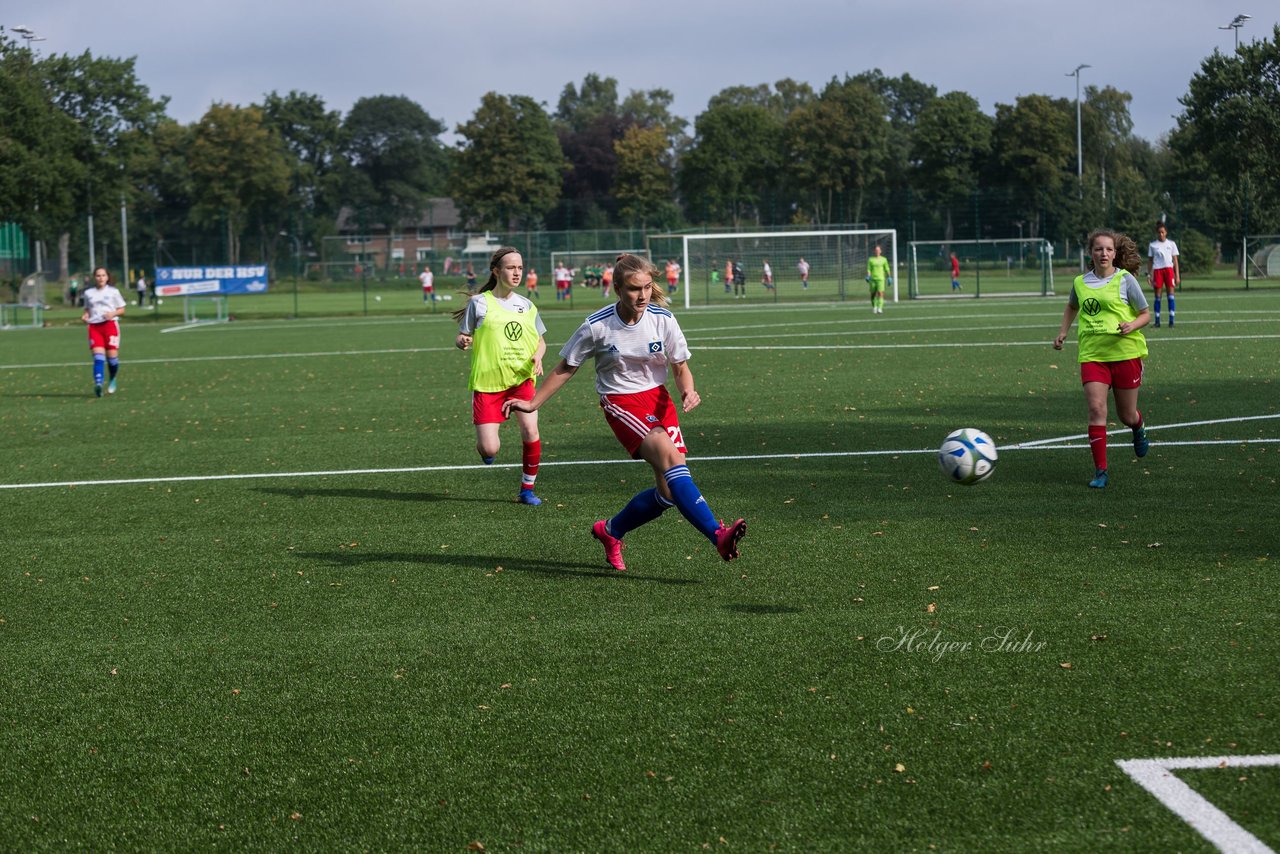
[1060,662,1073,669]
[468,843,485,852]
[926,603,937,614]
[927,585,939,591]
[894,763,905,773]
[288,812,301,821]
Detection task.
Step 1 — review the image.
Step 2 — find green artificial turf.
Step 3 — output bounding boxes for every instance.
[1,291,1276,851]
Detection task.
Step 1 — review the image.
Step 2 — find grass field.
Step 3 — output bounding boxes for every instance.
[2,290,1278,851]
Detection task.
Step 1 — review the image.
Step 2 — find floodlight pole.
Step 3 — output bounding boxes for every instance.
[1219,14,1251,50]
[1067,64,1090,271]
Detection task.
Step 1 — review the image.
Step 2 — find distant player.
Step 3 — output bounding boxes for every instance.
[950,252,961,291]
[419,265,435,302]
[797,257,810,289]
[761,259,774,291]
[525,266,539,300]
[135,272,148,306]
[1146,222,1180,328]
[81,266,126,397]
[732,260,745,298]
[724,258,733,293]
[665,258,681,295]
[554,261,572,301]
[454,246,546,505]
[866,245,891,314]
[504,253,746,570]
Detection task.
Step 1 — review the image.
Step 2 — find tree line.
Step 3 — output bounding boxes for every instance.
[2,26,1278,280]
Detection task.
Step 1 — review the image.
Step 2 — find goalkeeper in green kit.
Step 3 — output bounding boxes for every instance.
[866,244,891,314]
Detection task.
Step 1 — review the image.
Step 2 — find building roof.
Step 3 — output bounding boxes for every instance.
[336,198,461,233]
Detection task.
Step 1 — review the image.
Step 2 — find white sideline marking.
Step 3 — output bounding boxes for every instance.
[2,434,1277,491]
[1116,755,1280,853]
[1006,413,1280,449]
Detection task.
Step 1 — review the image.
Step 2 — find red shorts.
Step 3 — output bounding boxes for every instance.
[1151,268,1176,290]
[87,321,120,351]
[600,385,687,458]
[1081,358,1144,389]
[472,379,534,425]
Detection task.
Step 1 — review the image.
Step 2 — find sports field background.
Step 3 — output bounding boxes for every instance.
[1,290,1277,850]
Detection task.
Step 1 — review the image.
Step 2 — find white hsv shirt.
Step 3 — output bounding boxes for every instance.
[83,285,126,324]
[1147,239,1179,270]
[419,270,433,289]
[561,303,692,395]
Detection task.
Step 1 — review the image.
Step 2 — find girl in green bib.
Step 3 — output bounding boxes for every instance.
[454,247,548,505]
[1053,230,1152,489]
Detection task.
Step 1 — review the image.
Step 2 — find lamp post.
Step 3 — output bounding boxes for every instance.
[1066,63,1090,271]
[1218,14,1251,50]
[1065,64,1091,184]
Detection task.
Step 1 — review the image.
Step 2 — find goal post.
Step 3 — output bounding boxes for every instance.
[908,238,1053,299]
[667,229,898,309]
[1243,234,1280,289]
[182,295,230,325]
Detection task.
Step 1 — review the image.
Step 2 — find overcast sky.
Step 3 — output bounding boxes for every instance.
[9,1,1276,144]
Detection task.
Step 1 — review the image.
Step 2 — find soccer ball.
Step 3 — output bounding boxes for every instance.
[938,428,998,485]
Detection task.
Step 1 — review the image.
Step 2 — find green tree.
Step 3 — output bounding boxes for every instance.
[911,91,992,241]
[38,49,168,278]
[991,94,1074,238]
[340,95,449,270]
[188,103,291,263]
[679,101,782,226]
[450,92,565,230]
[554,73,619,132]
[614,124,678,228]
[784,78,888,224]
[0,34,80,274]
[851,70,938,192]
[1170,25,1280,265]
[261,90,345,251]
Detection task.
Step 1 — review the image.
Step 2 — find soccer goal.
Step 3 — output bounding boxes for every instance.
[1243,234,1280,288]
[908,238,1053,299]
[0,303,43,330]
[182,295,230,325]
[665,229,898,308]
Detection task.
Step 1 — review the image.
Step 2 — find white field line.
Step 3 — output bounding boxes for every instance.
[2,415,1276,491]
[1116,755,1280,853]
[1007,413,1280,448]
[5,332,1280,372]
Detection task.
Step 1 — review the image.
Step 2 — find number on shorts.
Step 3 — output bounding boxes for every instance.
[108,335,120,348]
[666,425,686,452]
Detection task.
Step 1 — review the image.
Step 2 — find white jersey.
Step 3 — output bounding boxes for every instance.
[83,285,126,324]
[419,270,434,289]
[458,290,546,336]
[136,277,147,293]
[561,303,692,395]
[762,263,772,280]
[797,260,810,277]
[1147,239,1179,270]
[554,266,571,283]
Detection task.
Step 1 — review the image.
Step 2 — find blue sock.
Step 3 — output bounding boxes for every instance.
[481,456,495,465]
[609,487,673,539]
[1167,294,1175,320]
[663,465,720,541]
[107,357,119,380]
[93,354,105,385]
[1153,296,1161,321]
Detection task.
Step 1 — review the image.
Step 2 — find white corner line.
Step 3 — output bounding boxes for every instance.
[1116,755,1280,853]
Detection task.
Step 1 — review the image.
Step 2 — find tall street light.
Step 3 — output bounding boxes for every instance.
[1066,64,1091,183]
[1219,14,1251,50]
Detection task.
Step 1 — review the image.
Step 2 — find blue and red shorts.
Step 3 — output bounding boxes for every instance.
[87,320,120,351]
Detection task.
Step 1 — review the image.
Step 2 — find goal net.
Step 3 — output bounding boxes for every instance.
[908,238,1053,299]
[182,295,230,325]
[1244,234,1280,286]
[662,229,898,308]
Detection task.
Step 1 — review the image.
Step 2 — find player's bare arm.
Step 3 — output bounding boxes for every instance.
[532,336,547,377]
[455,333,473,350]
[671,361,700,412]
[504,359,578,415]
